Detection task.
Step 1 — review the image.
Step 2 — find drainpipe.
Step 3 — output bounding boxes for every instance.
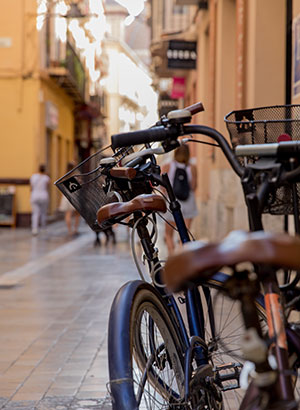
[208,0,216,128]
[285,0,293,232]
[236,0,246,109]
[286,0,292,105]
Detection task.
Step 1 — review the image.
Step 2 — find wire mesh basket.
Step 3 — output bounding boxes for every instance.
[55,146,122,232]
[225,104,300,215]
[225,104,300,147]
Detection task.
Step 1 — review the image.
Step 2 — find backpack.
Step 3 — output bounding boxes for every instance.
[173,166,190,201]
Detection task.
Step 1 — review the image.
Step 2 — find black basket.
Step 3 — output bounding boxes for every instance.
[225,104,300,215]
[55,146,121,232]
[225,104,300,147]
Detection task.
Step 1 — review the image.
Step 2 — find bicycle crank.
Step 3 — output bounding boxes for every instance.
[189,364,223,410]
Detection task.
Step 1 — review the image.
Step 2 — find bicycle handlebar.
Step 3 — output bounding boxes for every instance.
[235,140,300,183]
[236,141,300,158]
[111,124,244,177]
[111,126,177,150]
[112,123,300,181]
[184,125,244,177]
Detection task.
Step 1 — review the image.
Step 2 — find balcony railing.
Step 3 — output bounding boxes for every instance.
[65,42,85,98]
[47,41,86,103]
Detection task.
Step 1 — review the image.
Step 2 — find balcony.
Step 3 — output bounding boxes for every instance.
[47,42,86,104]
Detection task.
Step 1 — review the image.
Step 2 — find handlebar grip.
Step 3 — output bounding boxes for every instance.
[236,141,300,158]
[111,126,175,150]
[235,143,279,157]
[277,141,300,157]
[184,102,204,115]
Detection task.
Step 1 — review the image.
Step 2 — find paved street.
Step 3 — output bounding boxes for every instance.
[3,219,299,410]
[0,220,138,409]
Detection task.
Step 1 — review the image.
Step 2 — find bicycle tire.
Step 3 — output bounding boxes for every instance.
[108,280,186,409]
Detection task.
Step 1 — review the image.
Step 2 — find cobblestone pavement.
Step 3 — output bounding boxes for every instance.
[0,220,139,409]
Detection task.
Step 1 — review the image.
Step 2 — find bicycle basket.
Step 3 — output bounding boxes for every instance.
[225,104,300,147]
[55,146,122,232]
[225,104,300,215]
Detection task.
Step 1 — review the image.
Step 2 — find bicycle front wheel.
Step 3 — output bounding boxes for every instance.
[108,280,186,410]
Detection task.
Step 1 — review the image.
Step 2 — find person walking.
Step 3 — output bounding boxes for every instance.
[59,162,80,238]
[30,164,50,235]
[162,144,198,254]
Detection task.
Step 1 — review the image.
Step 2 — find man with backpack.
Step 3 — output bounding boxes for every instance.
[162,144,198,254]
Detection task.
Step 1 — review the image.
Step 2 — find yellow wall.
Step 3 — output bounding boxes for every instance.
[0,78,39,214]
[0,0,75,222]
[0,79,39,179]
[40,79,74,212]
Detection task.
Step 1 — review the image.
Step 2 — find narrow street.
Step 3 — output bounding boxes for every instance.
[0,221,138,409]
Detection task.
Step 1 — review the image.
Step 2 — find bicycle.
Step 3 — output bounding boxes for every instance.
[163,229,300,409]
[55,102,300,409]
[105,104,300,408]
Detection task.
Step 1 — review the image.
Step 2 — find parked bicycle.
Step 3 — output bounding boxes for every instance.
[163,229,300,409]
[55,103,300,409]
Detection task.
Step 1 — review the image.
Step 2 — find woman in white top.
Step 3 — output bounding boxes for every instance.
[30,164,50,235]
[162,144,198,254]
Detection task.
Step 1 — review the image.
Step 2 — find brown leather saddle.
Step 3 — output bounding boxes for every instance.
[97,194,167,227]
[163,230,300,291]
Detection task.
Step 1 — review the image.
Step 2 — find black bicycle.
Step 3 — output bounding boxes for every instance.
[55,103,300,409]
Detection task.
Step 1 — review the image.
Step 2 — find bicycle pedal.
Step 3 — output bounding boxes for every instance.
[213,362,242,391]
[214,362,242,372]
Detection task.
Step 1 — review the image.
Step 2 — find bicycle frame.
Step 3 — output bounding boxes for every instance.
[131,169,220,381]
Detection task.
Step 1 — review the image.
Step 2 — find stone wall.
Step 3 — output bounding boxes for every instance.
[193,168,288,241]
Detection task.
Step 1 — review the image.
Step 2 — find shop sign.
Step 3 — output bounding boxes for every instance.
[45,101,59,130]
[171,77,185,99]
[167,40,197,70]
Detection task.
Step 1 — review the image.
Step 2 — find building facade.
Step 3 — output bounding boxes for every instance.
[102,0,158,145]
[0,0,105,225]
[150,0,298,239]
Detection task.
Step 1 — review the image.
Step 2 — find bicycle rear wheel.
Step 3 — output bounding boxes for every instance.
[198,273,267,409]
[205,273,300,408]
